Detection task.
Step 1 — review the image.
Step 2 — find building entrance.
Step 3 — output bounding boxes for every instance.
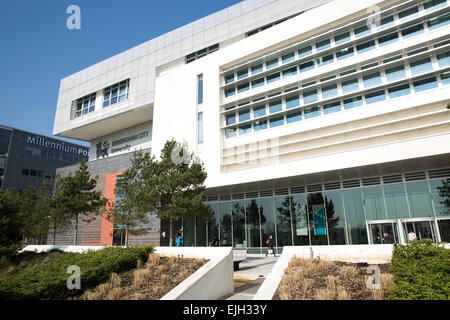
[368,221,399,244]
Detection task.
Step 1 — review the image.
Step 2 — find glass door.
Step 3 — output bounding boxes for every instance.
[403,220,437,243]
[368,221,399,244]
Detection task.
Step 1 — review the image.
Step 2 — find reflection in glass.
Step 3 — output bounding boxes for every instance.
[275,196,293,248]
[246,198,261,250]
[183,216,196,246]
[308,193,328,245]
[343,188,368,244]
[219,201,232,246]
[232,200,246,248]
[438,220,450,242]
[384,183,410,219]
[429,179,450,217]
[260,196,276,250]
[324,190,347,245]
[291,193,310,245]
[363,186,388,220]
[405,181,435,218]
[208,202,219,246]
[196,216,206,246]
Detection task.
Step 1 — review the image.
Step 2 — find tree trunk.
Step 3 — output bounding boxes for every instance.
[74,214,79,245]
[125,225,129,247]
[169,219,173,247]
[52,224,57,245]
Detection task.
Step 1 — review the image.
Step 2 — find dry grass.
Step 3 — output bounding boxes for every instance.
[274,258,392,300]
[79,254,207,300]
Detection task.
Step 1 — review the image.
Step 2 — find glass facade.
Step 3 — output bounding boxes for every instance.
[0,127,12,190]
[184,171,450,250]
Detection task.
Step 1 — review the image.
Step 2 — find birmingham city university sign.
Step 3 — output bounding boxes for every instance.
[27,135,89,157]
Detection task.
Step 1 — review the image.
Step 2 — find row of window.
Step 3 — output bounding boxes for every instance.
[22,169,52,180]
[223,9,450,98]
[74,79,130,118]
[186,44,219,64]
[224,71,449,138]
[25,147,85,163]
[224,50,450,127]
[245,12,303,37]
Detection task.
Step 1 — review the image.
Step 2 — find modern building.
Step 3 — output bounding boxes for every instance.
[0,124,88,192]
[52,0,450,251]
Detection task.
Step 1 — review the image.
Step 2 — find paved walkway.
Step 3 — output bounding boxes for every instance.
[221,254,279,300]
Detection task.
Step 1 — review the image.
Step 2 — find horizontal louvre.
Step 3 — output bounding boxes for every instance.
[428,168,450,179]
[404,171,426,182]
[219,195,231,201]
[362,177,381,186]
[207,196,219,202]
[232,194,245,200]
[307,184,323,193]
[290,186,305,194]
[383,175,403,184]
[274,188,289,195]
[245,192,259,199]
[343,180,361,189]
[260,190,274,197]
[324,182,341,190]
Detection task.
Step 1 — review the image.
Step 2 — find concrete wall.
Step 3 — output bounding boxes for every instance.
[156,247,234,300]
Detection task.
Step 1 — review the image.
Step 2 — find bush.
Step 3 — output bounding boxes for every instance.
[0,246,153,300]
[389,240,450,300]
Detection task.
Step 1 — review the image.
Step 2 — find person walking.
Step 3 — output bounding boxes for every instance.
[212,235,219,247]
[265,235,276,257]
[175,232,183,247]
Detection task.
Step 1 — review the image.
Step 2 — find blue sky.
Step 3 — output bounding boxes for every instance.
[0,0,242,147]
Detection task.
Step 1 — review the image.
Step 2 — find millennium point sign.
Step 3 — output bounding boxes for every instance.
[27,135,89,156]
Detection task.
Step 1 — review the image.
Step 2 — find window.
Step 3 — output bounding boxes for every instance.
[322,85,338,99]
[282,52,295,64]
[225,87,235,97]
[323,101,341,115]
[237,69,248,80]
[286,95,300,109]
[363,72,382,88]
[344,95,363,109]
[437,51,450,68]
[225,128,237,138]
[103,79,129,107]
[237,82,250,93]
[252,77,265,88]
[186,44,219,63]
[365,89,386,104]
[378,31,399,47]
[336,47,354,61]
[298,45,312,58]
[316,53,334,67]
[378,15,395,30]
[385,65,406,82]
[286,111,303,123]
[225,74,235,84]
[409,58,433,75]
[226,113,236,126]
[426,12,450,30]
[253,105,266,118]
[251,64,264,75]
[269,100,282,114]
[398,6,419,20]
[270,116,284,128]
[356,39,376,54]
[239,124,252,135]
[341,78,359,94]
[413,76,438,92]
[334,32,351,45]
[198,112,203,144]
[75,93,96,117]
[266,72,281,84]
[239,110,251,122]
[283,66,297,78]
[424,0,447,11]
[254,120,268,131]
[441,71,450,85]
[388,82,411,99]
[401,22,424,39]
[354,24,371,38]
[316,39,331,52]
[266,56,279,69]
[303,90,318,104]
[299,60,315,72]
[197,75,203,104]
[304,106,321,119]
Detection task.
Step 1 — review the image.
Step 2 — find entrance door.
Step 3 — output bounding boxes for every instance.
[368,222,399,244]
[403,220,436,243]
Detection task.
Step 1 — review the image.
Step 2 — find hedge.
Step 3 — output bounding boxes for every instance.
[389,240,450,300]
[0,246,153,300]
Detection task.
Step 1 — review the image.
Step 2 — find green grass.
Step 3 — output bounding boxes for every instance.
[0,246,153,300]
[388,240,450,300]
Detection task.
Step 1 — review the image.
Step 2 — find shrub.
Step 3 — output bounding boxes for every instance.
[389,240,450,300]
[0,246,153,300]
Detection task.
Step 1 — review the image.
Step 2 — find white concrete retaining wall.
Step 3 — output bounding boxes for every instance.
[20,245,106,253]
[157,247,234,301]
[253,245,394,300]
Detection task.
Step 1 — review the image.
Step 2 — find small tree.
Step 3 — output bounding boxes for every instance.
[58,161,108,245]
[47,176,73,245]
[0,187,21,247]
[107,151,153,246]
[141,140,212,246]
